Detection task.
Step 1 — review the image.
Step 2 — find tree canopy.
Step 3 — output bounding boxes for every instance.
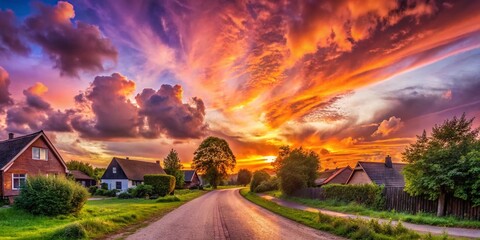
[237,169,252,186]
[66,160,96,179]
[163,149,184,189]
[250,170,270,192]
[402,114,480,216]
[276,147,319,195]
[192,136,236,188]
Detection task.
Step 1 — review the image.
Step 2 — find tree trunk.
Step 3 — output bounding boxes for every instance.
[437,191,446,217]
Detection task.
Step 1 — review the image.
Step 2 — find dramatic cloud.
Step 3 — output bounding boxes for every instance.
[24,1,117,77]
[0,67,13,112]
[372,116,404,137]
[136,85,207,139]
[0,10,30,56]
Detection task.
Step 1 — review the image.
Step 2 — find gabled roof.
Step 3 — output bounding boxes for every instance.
[181,170,196,182]
[70,170,94,180]
[323,166,353,184]
[114,157,166,181]
[315,169,337,185]
[0,131,67,172]
[351,161,407,187]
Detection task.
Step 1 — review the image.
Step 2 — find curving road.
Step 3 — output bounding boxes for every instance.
[126,188,343,240]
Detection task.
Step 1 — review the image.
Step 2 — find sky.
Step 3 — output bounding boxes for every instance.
[0,0,479,171]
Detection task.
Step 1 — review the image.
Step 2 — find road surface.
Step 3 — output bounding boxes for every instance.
[126,188,343,240]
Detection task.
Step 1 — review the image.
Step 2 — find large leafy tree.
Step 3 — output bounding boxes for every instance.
[192,136,236,189]
[272,145,290,173]
[163,149,184,189]
[403,114,480,216]
[237,169,252,186]
[66,160,96,180]
[277,147,319,195]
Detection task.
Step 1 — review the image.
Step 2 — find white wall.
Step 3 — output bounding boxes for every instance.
[101,179,131,192]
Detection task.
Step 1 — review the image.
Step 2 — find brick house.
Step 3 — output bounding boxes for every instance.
[0,131,68,203]
[181,170,201,188]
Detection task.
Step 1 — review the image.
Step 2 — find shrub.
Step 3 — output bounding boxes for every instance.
[131,184,153,198]
[156,195,180,202]
[100,183,108,190]
[278,148,319,195]
[254,177,279,193]
[118,192,132,199]
[15,176,89,216]
[88,186,98,195]
[51,223,87,240]
[321,184,384,208]
[94,189,118,197]
[250,170,270,192]
[237,169,252,186]
[144,174,175,197]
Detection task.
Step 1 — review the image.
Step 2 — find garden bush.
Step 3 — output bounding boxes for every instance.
[94,189,118,197]
[15,176,89,216]
[254,177,279,193]
[101,183,108,190]
[321,184,384,209]
[50,223,87,240]
[88,186,98,195]
[118,192,132,199]
[131,184,153,198]
[144,174,175,197]
[250,170,270,192]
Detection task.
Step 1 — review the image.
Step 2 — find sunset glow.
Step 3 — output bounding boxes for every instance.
[0,0,479,171]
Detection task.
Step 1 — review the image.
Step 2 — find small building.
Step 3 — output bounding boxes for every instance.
[346,155,407,187]
[70,170,96,187]
[101,157,166,192]
[315,166,353,186]
[0,131,68,203]
[181,169,201,188]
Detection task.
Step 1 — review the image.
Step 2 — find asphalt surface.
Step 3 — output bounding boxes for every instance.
[126,188,344,240]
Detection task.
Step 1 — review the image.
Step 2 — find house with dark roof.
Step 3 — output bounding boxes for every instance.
[70,170,96,187]
[101,157,166,191]
[346,155,407,187]
[181,169,201,188]
[315,166,353,186]
[0,131,68,202]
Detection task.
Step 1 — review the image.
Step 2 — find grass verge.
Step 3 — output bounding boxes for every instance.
[0,189,207,239]
[240,188,456,240]
[263,190,480,229]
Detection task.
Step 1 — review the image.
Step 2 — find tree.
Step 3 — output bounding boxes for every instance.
[237,169,252,186]
[163,149,184,189]
[250,170,270,192]
[402,114,480,216]
[66,160,96,179]
[272,145,290,173]
[192,136,236,189]
[277,147,319,195]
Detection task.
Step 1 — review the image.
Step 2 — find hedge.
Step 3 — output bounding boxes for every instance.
[321,184,384,209]
[250,170,270,192]
[144,174,175,197]
[15,175,89,216]
[254,177,279,193]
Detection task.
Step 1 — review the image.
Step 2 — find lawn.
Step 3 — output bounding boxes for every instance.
[240,188,460,240]
[0,189,207,239]
[263,190,480,229]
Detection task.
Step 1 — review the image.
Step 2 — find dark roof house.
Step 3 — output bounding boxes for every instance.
[70,170,96,187]
[315,166,353,186]
[346,155,407,187]
[181,169,201,188]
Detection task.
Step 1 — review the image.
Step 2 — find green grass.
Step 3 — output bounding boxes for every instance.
[0,189,207,239]
[240,188,458,240]
[262,190,480,229]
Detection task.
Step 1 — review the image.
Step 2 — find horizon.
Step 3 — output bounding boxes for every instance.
[0,0,479,171]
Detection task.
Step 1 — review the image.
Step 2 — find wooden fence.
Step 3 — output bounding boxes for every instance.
[292,187,480,220]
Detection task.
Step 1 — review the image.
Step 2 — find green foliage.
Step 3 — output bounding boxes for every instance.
[272,145,290,173]
[88,186,98,195]
[250,170,270,192]
[255,177,279,193]
[66,160,96,180]
[402,114,480,210]
[321,184,384,209]
[156,195,181,202]
[192,136,236,188]
[144,174,175,197]
[51,223,88,240]
[94,189,118,197]
[117,192,132,199]
[15,176,89,216]
[130,184,153,198]
[277,147,319,195]
[237,169,252,186]
[163,149,185,188]
[101,183,108,190]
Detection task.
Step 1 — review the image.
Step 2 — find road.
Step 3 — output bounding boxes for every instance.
[126,188,343,240]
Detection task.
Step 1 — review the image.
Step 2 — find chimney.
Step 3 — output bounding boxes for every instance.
[8,133,14,140]
[385,155,393,168]
[126,157,129,160]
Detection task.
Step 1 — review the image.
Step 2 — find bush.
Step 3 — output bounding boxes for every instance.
[321,184,384,208]
[250,170,270,192]
[118,192,132,199]
[51,223,87,240]
[156,195,181,203]
[101,183,108,190]
[94,189,118,197]
[278,148,319,195]
[15,176,89,216]
[144,174,175,197]
[254,177,279,193]
[88,186,98,195]
[131,184,153,198]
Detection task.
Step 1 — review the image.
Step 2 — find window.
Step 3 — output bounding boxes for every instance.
[115,181,122,190]
[32,147,48,160]
[12,174,27,190]
[112,167,117,174]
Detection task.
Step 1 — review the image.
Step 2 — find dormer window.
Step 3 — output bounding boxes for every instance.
[113,167,117,174]
[32,147,48,160]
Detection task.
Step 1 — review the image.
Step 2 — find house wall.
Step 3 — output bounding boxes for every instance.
[348,170,372,185]
[2,137,66,198]
[101,179,131,192]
